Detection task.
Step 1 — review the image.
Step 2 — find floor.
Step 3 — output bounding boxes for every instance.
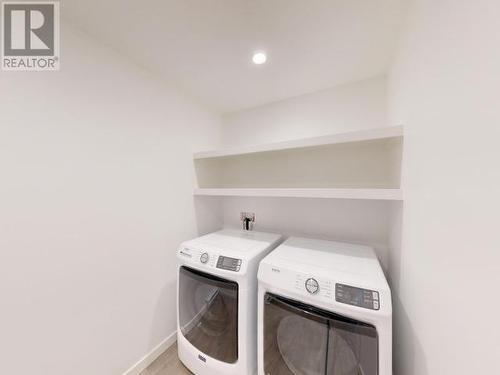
[139,344,192,375]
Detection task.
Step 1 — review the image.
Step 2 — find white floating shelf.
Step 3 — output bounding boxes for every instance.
[194,126,403,159]
[193,188,403,201]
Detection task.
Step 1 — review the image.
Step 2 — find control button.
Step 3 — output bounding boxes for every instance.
[305,278,319,294]
[373,300,379,310]
[373,291,379,300]
[200,252,209,264]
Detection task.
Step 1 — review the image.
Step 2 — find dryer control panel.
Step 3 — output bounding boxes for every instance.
[336,283,380,310]
[291,272,380,310]
[259,262,388,313]
[294,274,333,299]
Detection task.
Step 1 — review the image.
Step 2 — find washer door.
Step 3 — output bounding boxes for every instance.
[178,266,238,363]
[263,293,378,375]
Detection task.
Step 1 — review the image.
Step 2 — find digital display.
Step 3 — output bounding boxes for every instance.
[346,290,362,303]
[336,283,380,310]
[216,256,242,272]
[222,257,237,267]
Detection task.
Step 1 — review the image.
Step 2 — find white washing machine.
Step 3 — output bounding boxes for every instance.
[258,237,392,375]
[177,229,282,375]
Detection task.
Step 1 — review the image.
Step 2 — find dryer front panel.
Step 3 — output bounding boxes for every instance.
[263,293,378,375]
[178,266,239,363]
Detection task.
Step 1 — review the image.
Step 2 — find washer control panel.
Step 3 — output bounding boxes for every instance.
[216,256,242,272]
[178,248,217,268]
[336,283,380,310]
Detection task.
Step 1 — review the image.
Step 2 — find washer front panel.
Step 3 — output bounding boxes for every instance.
[178,266,239,363]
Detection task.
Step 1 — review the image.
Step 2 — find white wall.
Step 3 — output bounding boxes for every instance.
[223,197,397,271]
[0,24,221,375]
[220,76,396,270]
[388,1,500,374]
[222,76,388,147]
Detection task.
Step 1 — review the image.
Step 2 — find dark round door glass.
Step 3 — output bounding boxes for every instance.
[178,266,238,363]
[264,293,378,375]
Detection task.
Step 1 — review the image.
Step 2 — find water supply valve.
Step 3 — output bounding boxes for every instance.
[240,212,256,231]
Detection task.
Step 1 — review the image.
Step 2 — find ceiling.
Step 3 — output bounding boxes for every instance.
[63,0,407,113]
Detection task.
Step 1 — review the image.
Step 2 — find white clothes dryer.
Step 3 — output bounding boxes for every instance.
[258,237,392,375]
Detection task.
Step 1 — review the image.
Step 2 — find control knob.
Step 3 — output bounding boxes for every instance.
[305,278,319,294]
[200,252,209,264]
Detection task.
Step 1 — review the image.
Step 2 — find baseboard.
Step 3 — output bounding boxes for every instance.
[122,331,177,375]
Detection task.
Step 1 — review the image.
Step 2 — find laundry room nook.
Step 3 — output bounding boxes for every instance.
[182,77,402,375]
[1,2,499,375]
[193,77,403,269]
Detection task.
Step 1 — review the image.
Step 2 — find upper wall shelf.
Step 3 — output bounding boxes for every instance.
[193,125,403,159]
[194,188,403,201]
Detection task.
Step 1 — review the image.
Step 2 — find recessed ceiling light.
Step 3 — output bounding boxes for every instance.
[252,51,267,65]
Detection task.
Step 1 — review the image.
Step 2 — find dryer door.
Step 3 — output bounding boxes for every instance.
[178,266,238,363]
[264,293,378,375]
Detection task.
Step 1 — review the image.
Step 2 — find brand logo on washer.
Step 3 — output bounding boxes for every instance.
[271,268,281,273]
